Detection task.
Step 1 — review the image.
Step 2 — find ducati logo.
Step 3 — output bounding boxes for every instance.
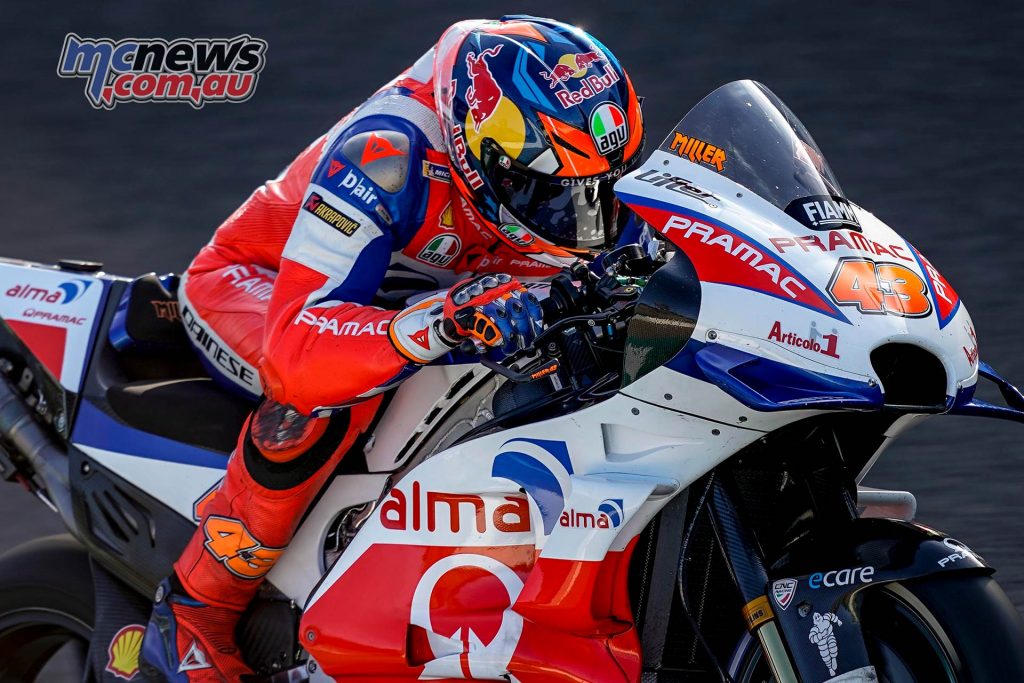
[772,578,797,611]
[409,554,524,679]
[178,640,212,672]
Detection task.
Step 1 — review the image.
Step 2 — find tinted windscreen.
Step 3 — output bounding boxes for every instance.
[660,80,860,232]
[622,248,701,386]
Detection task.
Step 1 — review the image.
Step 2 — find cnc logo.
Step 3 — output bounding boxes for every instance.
[57,34,267,109]
[772,578,797,611]
[410,554,524,680]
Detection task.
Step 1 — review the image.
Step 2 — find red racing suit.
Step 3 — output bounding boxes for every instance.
[172,46,560,616]
[180,47,558,415]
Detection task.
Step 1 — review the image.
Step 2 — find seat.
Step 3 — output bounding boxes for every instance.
[106,378,253,453]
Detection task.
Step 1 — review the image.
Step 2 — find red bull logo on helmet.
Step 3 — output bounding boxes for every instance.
[465,45,504,131]
[540,51,605,88]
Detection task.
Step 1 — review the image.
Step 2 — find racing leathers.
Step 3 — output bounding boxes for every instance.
[144,47,558,680]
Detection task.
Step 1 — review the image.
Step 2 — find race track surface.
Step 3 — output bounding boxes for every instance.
[1,1,1023,609]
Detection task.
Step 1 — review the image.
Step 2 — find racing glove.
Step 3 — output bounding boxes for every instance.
[389,274,544,364]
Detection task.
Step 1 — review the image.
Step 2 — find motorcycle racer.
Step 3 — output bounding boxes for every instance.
[141,15,644,681]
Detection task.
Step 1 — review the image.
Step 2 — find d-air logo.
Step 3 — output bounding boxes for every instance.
[5,279,92,305]
[410,554,524,680]
[666,132,727,172]
[106,624,145,680]
[302,192,360,237]
[491,438,574,535]
[417,234,462,267]
[590,102,629,155]
[772,579,797,611]
[339,170,378,205]
[379,481,531,534]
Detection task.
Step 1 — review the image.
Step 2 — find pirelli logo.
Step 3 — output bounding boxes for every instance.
[303,192,360,236]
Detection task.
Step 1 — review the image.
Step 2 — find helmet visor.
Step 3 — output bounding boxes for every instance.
[481,140,631,250]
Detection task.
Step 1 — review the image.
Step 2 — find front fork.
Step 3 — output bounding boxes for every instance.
[706,477,799,683]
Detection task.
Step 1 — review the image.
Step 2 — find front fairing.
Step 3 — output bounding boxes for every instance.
[615,81,978,408]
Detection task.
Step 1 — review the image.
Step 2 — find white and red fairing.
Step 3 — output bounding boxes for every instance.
[300,82,977,682]
[0,259,107,392]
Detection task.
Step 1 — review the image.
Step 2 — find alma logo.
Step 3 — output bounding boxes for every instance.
[559,498,624,529]
[379,481,531,534]
[5,279,92,305]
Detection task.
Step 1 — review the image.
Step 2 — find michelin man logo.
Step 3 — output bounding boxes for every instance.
[808,611,843,677]
[410,554,524,680]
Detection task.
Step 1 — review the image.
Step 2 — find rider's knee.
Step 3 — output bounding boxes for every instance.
[242,399,352,490]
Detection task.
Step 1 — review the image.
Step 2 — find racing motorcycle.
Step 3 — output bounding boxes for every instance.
[1,79,1024,683]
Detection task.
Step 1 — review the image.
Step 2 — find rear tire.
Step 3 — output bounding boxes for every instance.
[0,534,95,682]
[732,572,1024,682]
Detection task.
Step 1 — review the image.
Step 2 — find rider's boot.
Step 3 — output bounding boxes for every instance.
[141,397,380,681]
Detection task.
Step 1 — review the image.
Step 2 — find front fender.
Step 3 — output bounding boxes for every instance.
[765,518,990,682]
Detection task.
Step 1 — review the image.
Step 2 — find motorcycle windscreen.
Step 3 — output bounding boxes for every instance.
[660,80,861,232]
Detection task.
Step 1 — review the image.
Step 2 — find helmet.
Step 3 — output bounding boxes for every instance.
[434,16,645,265]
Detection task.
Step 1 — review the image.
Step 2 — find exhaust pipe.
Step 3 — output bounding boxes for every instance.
[0,376,76,529]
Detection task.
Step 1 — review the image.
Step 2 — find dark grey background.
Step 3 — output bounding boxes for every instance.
[1,0,1022,608]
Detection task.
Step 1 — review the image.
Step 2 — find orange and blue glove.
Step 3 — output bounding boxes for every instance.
[389,274,544,364]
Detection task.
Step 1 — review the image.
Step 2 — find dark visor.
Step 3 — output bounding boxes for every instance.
[481,139,637,250]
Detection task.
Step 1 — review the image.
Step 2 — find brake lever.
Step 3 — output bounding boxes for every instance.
[480,354,560,383]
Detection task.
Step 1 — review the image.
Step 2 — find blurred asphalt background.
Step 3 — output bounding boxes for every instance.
[1,0,1023,608]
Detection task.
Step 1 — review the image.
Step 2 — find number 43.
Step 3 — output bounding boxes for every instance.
[827,258,932,318]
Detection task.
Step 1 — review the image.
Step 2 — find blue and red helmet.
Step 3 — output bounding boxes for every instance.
[434,16,645,263]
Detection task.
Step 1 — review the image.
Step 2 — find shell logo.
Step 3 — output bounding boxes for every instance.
[106,623,146,680]
[464,98,526,161]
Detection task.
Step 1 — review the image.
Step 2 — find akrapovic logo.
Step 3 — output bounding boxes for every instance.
[57,34,267,109]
